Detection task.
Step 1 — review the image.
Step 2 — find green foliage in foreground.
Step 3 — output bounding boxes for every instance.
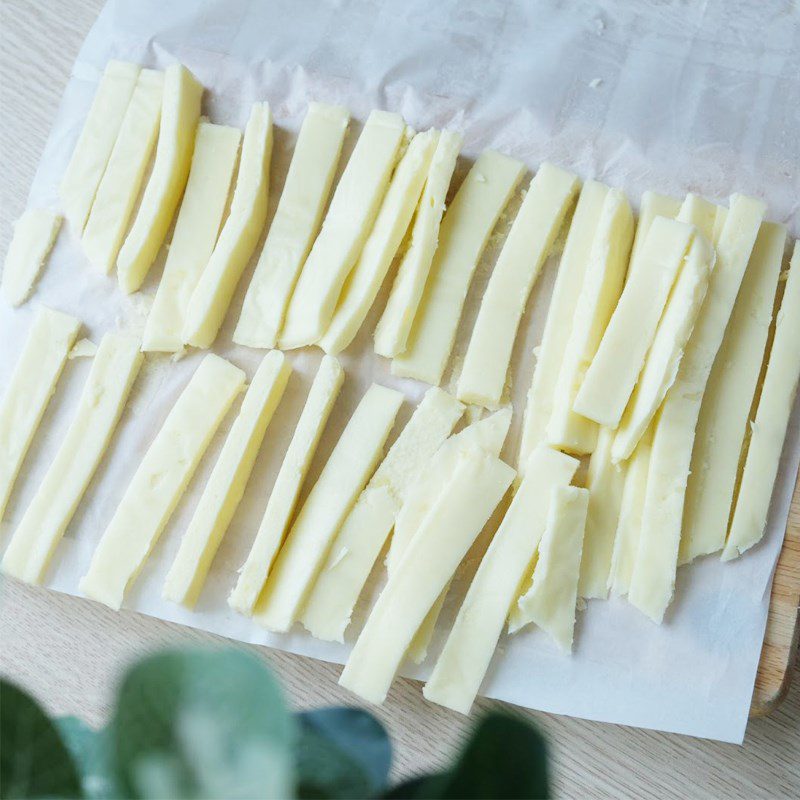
[0,647,549,799]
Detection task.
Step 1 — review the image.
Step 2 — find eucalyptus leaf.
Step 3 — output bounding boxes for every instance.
[385,711,549,799]
[296,707,391,798]
[0,679,82,799]
[110,648,295,799]
[55,717,119,800]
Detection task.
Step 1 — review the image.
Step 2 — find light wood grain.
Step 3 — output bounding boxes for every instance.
[1,2,798,798]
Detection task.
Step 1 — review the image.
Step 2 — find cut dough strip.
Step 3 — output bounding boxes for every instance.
[279,111,406,349]
[319,128,439,354]
[339,446,515,704]
[628,194,766,623]
[577,428,626,599]
[59,60,141,232]
[79,354,245,610]
[1,209,62,306]
[253,383,404,632]
[142,122,242,352]
[0,307,81,520]
[517,181,610,471]
[182,102,273,348]
[457,162,580,409]
[228,355,344,615]
[82,69,164,273]
[117,64,203,293]
[681,222,786,563]
[163,351,291,607]
[724,240,800,560]
[391,150,525,386]
[583,193,678,598]
[611,198,715,463]
[299,387,464,642]
[373,130,462,358]
[397,409,513,665]
[516,486,589,653]
[233,103,350,349]
[574,216,694,428]
[424,446,577,714]
[607,425,653,596]
[386,407,512,575]
[546,188,633,455]
[2,334,143,584]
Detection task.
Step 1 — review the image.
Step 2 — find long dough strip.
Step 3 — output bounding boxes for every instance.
[457,163,579,409]
[423,446,577,714]
[233,103,350,349]
[279,111,406,349]
[391,150,525,385]
[339,447,515,704]
[59,61,140,232]
[79,354,244,610]
[2,334,143,584]
[82,69,164,273]
[0,307,81,520]
[117,64,203,293]
[319,128,438,354]
[163,351,291,607]
[724,240,800,560]
[228,356,344,615]
[252,384,403,632]
[182,103,273,348]
[141,122,241,352]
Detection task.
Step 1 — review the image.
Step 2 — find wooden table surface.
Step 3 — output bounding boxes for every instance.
[1,2,798,797]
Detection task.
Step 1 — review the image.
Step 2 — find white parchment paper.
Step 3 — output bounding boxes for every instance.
[1,0,799,743]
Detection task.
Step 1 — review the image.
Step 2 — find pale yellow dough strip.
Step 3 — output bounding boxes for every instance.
[517,181,610,471]
[517,486,589,653]
[253,384,403,632]
[0,307,80,520]
[607,426,653,596]
[319,128,438,354]
[141,122,241,352]
[386,408,512,575]
[117,64,203,293]
[279,111,406,349]
[163,351,291,607]
[2,210,62,306]
[79,354,245,610]
[228,355,344,615]
[82,69,164,273]
[339,447,515,704]
[182,103,273,348]
[724,240,800,560]
[2,334,143,584]
[457,163,579,409]
[611,195,716,463]
[394,408,512,665]
[299,387,464,642]
[573,217,694,428]
[424,446,577,714]
[373,131,462,358]
[391,150,525,385]
[681,222,786,563]
[59,60,140,232]
[233,103,350,349]
[628,194,766,623]
[546,188,633,454]
[577,195,674,598]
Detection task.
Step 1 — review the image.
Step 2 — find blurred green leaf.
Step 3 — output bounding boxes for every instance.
[385,711,549,799]
[296,707,391,798]
[110,648,294,799]
[55,717,119,800]
[0,680,82,799]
